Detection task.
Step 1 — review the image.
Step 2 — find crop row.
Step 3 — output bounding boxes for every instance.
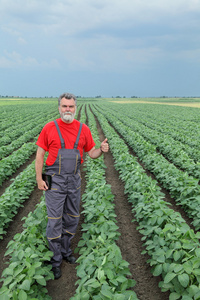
[0,105,33,132]
[0,114,41,145]
[91,104,200,300]
[0,160,37,239]
[94,105,200,230]
[103,102,200,155]
[70,105,137,299]
[122,104,200,147]
[0,195,53,300]
[102,105,200,178]
[0,101,57,134]
[0,142,37,186]
[109,103,200,150]
[136,117,200,163]
[0,109,56,145]
[0,125,41,160]
[0,111,59,159]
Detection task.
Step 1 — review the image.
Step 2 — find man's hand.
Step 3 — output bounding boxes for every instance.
[100,138,109,153]
[88,138,109,159]
[37,178,49,191]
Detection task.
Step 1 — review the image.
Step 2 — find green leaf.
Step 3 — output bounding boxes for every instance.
[163,224,176,233]
[195,248,200,257]
[4,248,14,256]
[3,276,13,286]
[116,275,126,283]
[193,269,200,276]
[13,265,24,278]
[153,264,162,276]
[183,262,193,274]
[106,268,114,280]
[18,289,27,300]
[77,264,86,278]
[173,251,181,262]
[27,266,36,277]
[2,267,14,277]
[34,274,45,279]
[30,254,38,259]
[19,279,31,291]
[0,294,10,300]
[157,255,165,263]
[97,269,105,281]
[174,241,181,249]
[114,250,122,266]
[8,262,18,270]
[101,255,107,266]
[169,292,180,300]
[178,273,189,288]
[181,296,193,300]
[174,264,183,273]
[18,250,24,260]
[90,281,101,289]
[165,249,173,259]
[8,279,18,291]
[188,285,200,297]
[164,272,176,283]
[36,277,46,286]
[78,240,86,247]
[32,262,42,268]
[100,288,113,299]
[110,279,118,286]
[84,278,96,286]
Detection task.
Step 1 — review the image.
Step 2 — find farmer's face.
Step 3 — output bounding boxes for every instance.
[59,98,76,123]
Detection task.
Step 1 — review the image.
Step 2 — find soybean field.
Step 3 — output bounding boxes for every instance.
[0,97,200,300]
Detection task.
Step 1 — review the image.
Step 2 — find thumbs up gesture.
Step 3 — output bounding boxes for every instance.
[100,138,109,153]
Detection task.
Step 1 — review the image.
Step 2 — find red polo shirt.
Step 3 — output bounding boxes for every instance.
[36,118,95,165]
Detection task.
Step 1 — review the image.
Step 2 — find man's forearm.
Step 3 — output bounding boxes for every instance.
[35,147,45,181]
[35,158,44,181]
[88,139,109,159]
[35,147,49,190]
[88,147,102,159]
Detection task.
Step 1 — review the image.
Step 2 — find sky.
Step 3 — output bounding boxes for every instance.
[1,0,200,98]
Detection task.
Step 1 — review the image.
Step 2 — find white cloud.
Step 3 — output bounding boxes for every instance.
[175,48,200,63]
[1,0,200,36]
[18,37,26,44]
[2,26,27,46]
[57,33,165,73]
[0,50,61,69]
[1,0,200,97]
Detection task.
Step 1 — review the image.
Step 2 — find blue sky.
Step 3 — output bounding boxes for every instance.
[1,0,200,98]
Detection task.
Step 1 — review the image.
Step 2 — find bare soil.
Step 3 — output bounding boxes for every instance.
[0,115,195,300]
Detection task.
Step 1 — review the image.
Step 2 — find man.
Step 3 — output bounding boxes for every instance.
[35,93,109,279]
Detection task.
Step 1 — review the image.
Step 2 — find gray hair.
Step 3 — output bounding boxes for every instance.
[58,93,77,106]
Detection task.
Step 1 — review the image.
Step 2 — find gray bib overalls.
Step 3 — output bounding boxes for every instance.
[45,120,82,267]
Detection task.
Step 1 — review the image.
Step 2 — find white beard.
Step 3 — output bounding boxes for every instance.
[61,111,76,122]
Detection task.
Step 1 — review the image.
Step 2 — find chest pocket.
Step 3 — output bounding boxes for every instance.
[58,148,81,174]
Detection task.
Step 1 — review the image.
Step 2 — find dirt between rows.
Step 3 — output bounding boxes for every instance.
[0,115,195,299]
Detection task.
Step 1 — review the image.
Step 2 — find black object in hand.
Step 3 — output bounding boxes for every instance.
[42,174,52,190]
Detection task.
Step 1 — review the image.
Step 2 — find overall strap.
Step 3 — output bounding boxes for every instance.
[74,123,82,149]
[54,120,82,149]
[54,120,65,148]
